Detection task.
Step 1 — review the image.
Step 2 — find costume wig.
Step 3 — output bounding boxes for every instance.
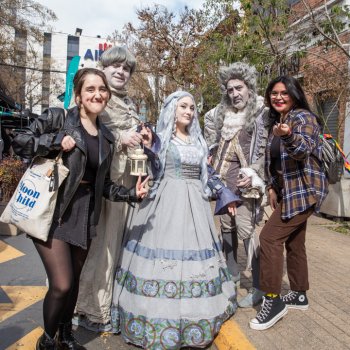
[219,62,258,92]
[218,62,260,132]
[149,91,210,198]
[99,46,136,75]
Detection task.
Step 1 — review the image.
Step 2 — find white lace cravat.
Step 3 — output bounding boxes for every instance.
[221,110,247,141]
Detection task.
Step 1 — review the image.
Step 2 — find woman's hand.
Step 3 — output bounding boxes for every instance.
[61,135,76,152]
[139,123,153,148]
[207,155,213,165]
[273,123,291,137]
[136,175,150,199]
[269,188,278,211]
[227,202,237,216]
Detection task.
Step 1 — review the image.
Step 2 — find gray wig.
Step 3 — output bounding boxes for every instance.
[100,46,136,75]
[219,62,259,132]
[150,91,210,198]
[219,62,257,92]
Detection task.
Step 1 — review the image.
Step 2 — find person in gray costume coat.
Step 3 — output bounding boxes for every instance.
[74,46,145,331]
[204,62,270,308]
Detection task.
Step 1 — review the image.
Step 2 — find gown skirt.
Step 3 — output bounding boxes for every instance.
[111,145,237,349]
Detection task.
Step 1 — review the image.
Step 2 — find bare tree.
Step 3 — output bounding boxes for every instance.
[210,0,350,138]
[109,5,208,117]
[0,0,57,110]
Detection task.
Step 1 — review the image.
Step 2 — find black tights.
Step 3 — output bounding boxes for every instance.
[33,238,91,338]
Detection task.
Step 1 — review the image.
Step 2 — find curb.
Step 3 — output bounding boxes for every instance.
[214,319,256,350]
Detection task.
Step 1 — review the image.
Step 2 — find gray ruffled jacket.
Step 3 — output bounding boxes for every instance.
[204,101,270,184]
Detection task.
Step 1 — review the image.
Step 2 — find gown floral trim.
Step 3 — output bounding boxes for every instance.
[112,302,236,349]
[114,266,232,300]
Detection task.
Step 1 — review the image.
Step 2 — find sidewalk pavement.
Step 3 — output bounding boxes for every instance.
[76,213,350,350]
[228,213,350,350]
[1,213,350,349]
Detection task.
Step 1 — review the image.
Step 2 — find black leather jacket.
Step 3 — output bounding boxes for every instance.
[12,106,138,226]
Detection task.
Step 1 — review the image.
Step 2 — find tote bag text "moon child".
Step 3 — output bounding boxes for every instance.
[0,155,69,241]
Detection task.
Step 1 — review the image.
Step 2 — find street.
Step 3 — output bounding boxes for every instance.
[1,213,350,349]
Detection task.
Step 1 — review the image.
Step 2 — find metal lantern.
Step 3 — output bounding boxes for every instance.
[130,148,148,176]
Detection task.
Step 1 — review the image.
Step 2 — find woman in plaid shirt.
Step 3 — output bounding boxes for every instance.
[250,76,328,331]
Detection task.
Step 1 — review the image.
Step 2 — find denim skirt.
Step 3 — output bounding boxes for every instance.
[48,183,96,249]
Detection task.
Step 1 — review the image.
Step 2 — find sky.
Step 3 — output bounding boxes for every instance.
[38,0,207,38]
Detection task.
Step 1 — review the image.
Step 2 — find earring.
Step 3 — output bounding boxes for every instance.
[172,118,177,138]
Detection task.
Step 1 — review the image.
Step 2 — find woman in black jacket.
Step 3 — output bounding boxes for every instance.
[12,68,148,350]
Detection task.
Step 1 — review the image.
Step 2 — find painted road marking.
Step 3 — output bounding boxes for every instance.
[214,319,256,350]
[0,240,25,264]
[0,286,47,322]
[0,287,12,303]
[5,326,43,350]
[0,234,254,349]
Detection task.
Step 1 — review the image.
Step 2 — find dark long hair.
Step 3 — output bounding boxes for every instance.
[265,75,323,128]
[73,68,111,105]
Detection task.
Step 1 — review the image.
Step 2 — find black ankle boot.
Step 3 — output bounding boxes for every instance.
[36,332,56,350]
[57,322,86,350]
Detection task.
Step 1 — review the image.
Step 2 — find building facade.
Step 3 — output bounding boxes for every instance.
[287,0,350,155]
[38,31,113,114]
[1,25,116,115]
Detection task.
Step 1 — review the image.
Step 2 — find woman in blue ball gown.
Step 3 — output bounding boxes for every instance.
[111,91,239,349]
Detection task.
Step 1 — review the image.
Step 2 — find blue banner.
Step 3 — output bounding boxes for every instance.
[64,56,80,109]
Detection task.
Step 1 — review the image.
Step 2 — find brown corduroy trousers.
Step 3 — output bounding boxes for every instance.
[259,203,314,294]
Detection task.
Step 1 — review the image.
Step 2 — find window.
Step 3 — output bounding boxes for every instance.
[43,33,52,58]
[67,36,79,70]
[42,33,52,112]
[315,95,339,137]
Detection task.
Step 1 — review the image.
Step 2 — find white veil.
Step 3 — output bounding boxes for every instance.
[149,91,210,198]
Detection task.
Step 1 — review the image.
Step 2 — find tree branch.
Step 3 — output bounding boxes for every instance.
[300,0,350,58]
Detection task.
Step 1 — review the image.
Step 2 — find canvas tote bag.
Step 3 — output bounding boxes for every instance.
[0,152,69,241]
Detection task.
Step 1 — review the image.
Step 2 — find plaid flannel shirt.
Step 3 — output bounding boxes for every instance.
[266,108,328,220]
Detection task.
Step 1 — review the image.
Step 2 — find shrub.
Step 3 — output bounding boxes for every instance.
[0,157,26,201]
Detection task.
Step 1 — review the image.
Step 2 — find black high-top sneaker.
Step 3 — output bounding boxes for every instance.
[57,322,86,350]
[282,290,309,310]
[249,295,288,330]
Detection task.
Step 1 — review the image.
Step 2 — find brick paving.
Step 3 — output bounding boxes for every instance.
[233,213,350,350]
[2,212,349,349]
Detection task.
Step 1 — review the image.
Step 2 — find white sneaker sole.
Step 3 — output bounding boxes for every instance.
[286,304,309,310]
[249,305,288,330]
